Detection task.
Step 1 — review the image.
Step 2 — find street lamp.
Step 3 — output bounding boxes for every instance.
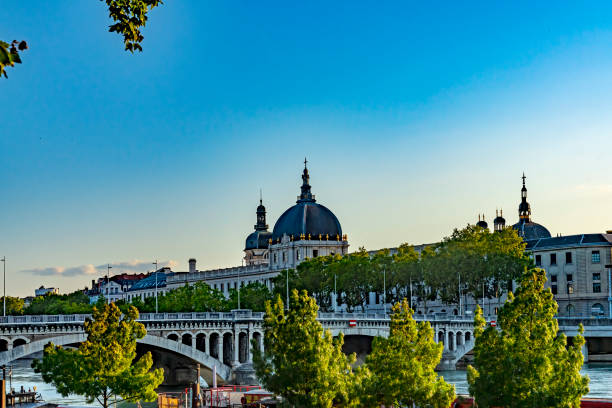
[383,267,386,315]
[153,260,158,314]
[1,257,5,317]
[106,264,112,304]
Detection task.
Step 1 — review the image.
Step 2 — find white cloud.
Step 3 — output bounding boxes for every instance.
[22,260,177,277]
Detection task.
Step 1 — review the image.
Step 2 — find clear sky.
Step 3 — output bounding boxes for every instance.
[2,1,612,296]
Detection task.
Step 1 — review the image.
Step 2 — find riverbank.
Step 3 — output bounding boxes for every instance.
[7,358,612,405]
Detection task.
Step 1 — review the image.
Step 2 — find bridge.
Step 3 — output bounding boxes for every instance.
[0,312,609,384]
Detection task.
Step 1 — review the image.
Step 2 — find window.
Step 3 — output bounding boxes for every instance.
[566,273,573,282]
[592,303,604,317]
[273,253,277,263]
[551,285,558,295]
[567,284,574,294]
[592,251,601,264]
[535,255,542,266]
[593,272,601,281]
[565,252,573,264]
[296,250,300,260]
[313,249,319,258]
[282,252,286,263]
[593,282,601,293]
[221,283,224,292]
[566,304,575,315]
[550,253,557,265]
[550,275,557,283]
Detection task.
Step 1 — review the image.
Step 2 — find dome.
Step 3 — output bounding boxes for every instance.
[512,220,551,240]
[271,160,342,242]
[476,214,488,229]
[245,230,272,250]
[245,197,271,250]
[272,201,342,241]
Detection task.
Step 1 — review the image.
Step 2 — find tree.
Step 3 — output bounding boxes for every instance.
[227,282,273,311]
[337,248,375,312]
[252,290,355,408]
[25,291,93,315]
[102,0,163,52]
[356,299,455,408]
[467,268,589,408]
[0,296,25,315]
[0,40,27,78]
[33,303,164,408]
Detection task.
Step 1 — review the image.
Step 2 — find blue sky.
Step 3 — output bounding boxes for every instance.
[2,1,612,296]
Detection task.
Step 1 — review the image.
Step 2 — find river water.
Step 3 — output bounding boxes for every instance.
[7,359,612,405]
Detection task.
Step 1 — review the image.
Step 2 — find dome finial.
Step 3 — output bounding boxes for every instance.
[255,192,268,231]
[298,158,315,202]
[259,188,262,205]
[519,172,531,222]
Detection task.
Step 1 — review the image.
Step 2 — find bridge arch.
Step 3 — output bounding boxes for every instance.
[0,333,232,384]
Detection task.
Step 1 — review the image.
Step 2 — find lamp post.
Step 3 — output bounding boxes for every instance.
[383,267,386,315]
[286,268,289,310]
[458,272,462,317]
[1,257,5,317]
[237,261,241,310]
[106,264,112,304]
[153,260,158,314]
[334,273,337,313]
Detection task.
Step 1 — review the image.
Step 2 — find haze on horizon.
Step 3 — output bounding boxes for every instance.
[2,1,612,296]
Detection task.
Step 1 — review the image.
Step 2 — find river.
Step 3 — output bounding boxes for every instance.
[7,359,612,405]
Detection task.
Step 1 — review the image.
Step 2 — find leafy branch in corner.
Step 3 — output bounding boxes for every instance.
[102,0,162,52]
[0,40,28,78]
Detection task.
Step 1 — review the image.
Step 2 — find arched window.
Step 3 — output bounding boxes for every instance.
[591,303,604,317]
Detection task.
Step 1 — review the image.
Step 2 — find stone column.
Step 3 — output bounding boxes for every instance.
[444,330,449,351]
[204,335,209,355]
[233,330,240,366]
[248,324,254,363]
[260,334,264,354]
[582,341,589,363]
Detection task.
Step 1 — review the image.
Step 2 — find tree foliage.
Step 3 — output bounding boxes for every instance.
[467,268,589,408]
[356,299,455,408]
[25,291,93,315]
[33,303,163,408]
[227,282,273,311]
[0,40,27,78]
[102,0,162,52]
[252,290,355,408]
[0,296,25,315]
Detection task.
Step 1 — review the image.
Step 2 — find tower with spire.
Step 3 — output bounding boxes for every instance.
[511,173,551,240]
[244,192,272,266]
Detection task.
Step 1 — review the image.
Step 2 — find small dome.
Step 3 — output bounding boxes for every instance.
[512,220,551,240]
[245,230,272,250]
[476,214,488,229]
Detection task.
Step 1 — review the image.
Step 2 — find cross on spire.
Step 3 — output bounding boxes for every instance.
[304,157,308,169]
[522,172,526,186]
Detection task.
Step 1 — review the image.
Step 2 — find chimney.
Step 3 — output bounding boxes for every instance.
[189,258,197,273]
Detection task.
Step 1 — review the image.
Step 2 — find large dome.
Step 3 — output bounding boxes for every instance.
[272,201,342,241]
[271,161,342,242]
[512,220,551,240]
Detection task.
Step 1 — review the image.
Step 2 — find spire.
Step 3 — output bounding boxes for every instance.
[518,172,531,222]
[298,158,315,202]
[255,191,268,231]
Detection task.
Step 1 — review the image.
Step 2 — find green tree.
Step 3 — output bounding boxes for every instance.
[227,282,273,311]
[337,248,374,312]
[101,0,163,52]
[33,303,164,408]
[25,291,93,315]
[356,299,455,408]
[252,290,355,408]
[0,40,27,78]
[0,296,25,315]
[467,268,589,408]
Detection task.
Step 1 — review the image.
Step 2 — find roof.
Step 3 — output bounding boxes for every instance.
[525,234,612,251]
[512,220,551,240]
[271,201,342,241]
[245,230,272,250]
[128,271,173,291]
